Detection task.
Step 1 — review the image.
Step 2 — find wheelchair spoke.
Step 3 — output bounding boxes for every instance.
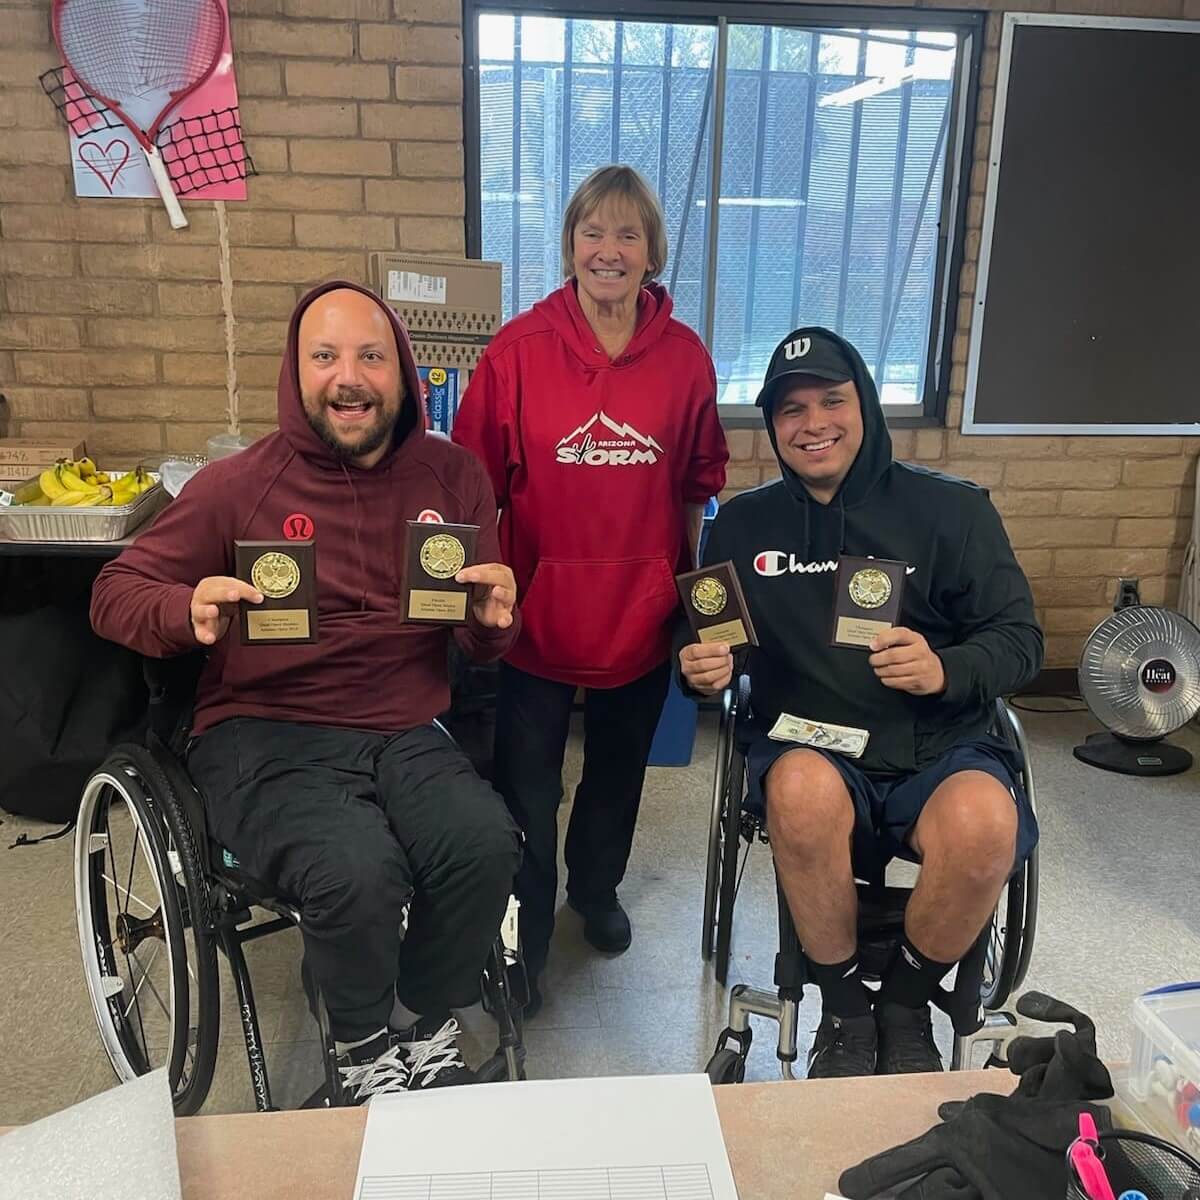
[123,825,141,921]
[117,942,152,1061]
[733,838,751,903]
[124,941,164,1020]
[100,874,156,917]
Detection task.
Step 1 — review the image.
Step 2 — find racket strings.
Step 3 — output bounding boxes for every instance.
[140,0,224,93]
[56,0,141,102]
[57,0,223,106]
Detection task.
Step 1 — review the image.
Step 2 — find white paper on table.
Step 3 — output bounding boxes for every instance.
[353,1073,740,1199]
[0,1068,181,1200]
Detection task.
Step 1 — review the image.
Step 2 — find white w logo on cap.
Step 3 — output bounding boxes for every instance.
[783,336,812,361]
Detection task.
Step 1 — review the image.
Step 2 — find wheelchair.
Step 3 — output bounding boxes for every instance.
[74,653,528,1115]
[701,675,1040,1081]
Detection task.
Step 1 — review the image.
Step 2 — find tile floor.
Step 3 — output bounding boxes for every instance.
[1,704,1198,1125]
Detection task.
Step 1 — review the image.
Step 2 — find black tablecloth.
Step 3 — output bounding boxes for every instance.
[0,552,147,823]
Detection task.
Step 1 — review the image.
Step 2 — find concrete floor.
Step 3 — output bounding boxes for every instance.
[1,704,1197,1124]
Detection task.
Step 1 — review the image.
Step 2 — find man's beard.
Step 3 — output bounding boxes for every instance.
[304,385,401,461]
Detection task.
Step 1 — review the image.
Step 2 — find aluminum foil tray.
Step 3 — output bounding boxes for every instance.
[0,473,169,542]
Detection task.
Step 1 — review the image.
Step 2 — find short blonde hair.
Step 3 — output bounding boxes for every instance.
[561,164,668,284]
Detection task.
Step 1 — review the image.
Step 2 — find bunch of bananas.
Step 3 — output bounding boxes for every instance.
[24,458,155,508]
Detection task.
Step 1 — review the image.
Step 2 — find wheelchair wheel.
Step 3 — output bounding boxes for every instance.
[702,687,738,961]
[706,1047,746,1085]
[712,742,745,986]
[979,702,1040,1011]
[75,746,220,1115]
[979,841,1036,1011]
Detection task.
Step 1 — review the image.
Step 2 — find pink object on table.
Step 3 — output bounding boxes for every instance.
[1070,1113,1117,1200]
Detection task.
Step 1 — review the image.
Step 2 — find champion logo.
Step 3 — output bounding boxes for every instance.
[753,551,919,578]
[555,411,663,467]
[783,336,812,361]
[753,552,837,577]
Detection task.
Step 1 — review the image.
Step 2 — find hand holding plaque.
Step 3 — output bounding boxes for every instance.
[234,540,318,645]
[676,560,758,649]
[831,555,906,649]
[403,521,479,624]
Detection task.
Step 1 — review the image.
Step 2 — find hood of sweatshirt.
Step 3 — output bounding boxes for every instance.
[759,326,894,562]
[531,278,676,371]
[277,278,426,472]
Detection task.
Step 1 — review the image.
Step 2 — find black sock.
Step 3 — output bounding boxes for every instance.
[810,954,872,1019]
[879,935,954,1010]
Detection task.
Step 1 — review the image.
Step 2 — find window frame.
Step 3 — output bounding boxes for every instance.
[462,0,986,429]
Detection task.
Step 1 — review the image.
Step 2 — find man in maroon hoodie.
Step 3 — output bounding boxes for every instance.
[91,281,522,1099]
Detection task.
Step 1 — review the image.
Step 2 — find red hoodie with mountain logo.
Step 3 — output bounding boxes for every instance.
[453,280,727,688]
[91,280,518,736]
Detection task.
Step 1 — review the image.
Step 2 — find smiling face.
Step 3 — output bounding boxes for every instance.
[770,376,864,504]
[298,289,404,468]
[571,197,651,312]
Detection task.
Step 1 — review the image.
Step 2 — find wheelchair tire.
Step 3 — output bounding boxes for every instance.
[702,688,737,961]
[979,845,1029,1012]
[706,1048,746,1085]
[75,745,220,1115]
[713,741,745,987]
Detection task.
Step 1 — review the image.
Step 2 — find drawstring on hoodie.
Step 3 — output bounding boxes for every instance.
[339,459,369,611]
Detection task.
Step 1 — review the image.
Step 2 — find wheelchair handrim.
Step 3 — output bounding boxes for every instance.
[75,770,189,1093]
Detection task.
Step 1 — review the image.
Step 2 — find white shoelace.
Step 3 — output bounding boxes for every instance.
[398,1018,466,1088]
[339,1041,410,1100]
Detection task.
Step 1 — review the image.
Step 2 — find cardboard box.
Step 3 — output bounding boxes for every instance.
[0,438,86,468]
[369,254,502,371]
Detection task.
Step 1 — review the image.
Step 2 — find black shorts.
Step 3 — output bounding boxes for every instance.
[744,733,1038,884]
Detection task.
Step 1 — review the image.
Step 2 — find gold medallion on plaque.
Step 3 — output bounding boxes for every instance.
[690,576,728,617]
[848,567,891,610]
[251,551,301,599]
[420,533,466,580]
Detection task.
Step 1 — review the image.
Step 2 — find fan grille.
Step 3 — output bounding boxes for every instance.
[1079,606,1200,739]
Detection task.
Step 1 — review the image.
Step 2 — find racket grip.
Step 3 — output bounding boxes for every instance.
[145,145,188,230]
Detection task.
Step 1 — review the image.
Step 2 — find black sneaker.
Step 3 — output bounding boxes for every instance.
[337,1031,411,1103]
[875,1001,944,1075]
[806,1012,878,1079]
[394,1014,476,1088]
[568,894,632,953]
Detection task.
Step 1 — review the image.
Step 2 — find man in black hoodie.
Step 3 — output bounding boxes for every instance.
[679,329,1042,1078]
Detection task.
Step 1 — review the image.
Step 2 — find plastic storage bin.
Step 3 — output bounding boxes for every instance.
[1124,982,1200,1156]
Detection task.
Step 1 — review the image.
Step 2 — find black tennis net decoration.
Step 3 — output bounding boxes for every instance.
[39,65,122,136]
[156,106,255,193]
[39,66,256,194]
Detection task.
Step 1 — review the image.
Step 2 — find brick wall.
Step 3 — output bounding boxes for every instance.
[0,0,466,458]
[0,0,1196,667]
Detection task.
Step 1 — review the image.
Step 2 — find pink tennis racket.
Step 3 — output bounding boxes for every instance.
[51,0,226,229]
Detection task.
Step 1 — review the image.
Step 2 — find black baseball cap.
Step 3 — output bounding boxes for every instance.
[754,328,855,408]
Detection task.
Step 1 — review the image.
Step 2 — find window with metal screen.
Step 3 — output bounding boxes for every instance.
[468,5,976,420]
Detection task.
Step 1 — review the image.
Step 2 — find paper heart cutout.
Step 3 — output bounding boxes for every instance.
[78,138,132,194]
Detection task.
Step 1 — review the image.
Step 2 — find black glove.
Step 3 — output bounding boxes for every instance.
[839,992,1115,1200]
[1007,991,1113,1101]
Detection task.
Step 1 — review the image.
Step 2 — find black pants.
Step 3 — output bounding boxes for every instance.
[188,718,520,1042]
[492,661,671,979]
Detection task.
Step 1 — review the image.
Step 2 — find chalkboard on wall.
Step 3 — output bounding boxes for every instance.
[963,14,1200,435]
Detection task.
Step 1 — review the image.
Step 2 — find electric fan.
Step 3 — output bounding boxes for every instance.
[1074,581,1200,776]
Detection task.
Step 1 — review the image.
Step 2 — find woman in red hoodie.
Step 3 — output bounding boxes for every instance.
[453,165,728,1014]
